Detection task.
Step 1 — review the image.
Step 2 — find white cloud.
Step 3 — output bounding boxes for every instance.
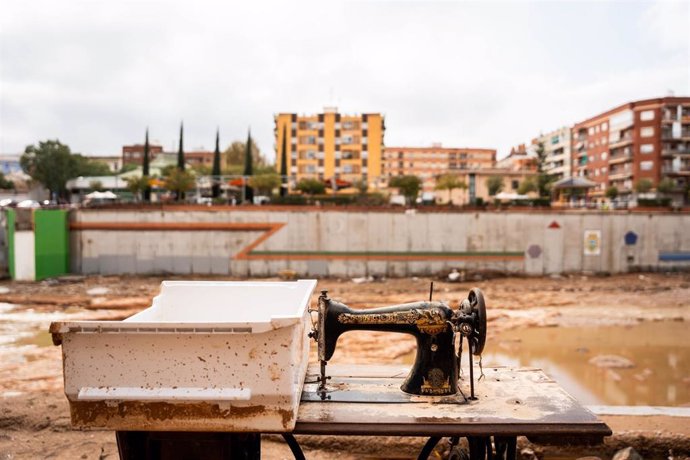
[1,0,688,161]
[641,0,690,52]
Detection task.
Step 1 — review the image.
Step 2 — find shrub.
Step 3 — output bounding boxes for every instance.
[270,194,307,205]
[637,198,672,207]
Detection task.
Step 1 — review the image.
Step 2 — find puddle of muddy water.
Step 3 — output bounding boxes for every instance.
[14,330,53,348]
[480,321,689,407]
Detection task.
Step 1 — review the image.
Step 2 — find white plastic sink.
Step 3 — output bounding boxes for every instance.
[50,280,318,433]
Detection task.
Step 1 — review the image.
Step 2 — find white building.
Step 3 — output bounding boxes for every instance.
[535,127,572,180]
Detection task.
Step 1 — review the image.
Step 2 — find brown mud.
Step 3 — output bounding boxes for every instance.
[0,273,689,459]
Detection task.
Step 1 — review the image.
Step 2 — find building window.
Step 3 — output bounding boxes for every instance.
[601,122,608,131]
[640,110,655,121]
[601,152,607,160]
[640,144,654,154]
[640,127,654,138]
[511,180,519,190]
[640,160,654,171]
[588,127,595,135]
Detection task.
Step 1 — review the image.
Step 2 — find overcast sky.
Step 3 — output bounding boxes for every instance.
[1,0,688,162]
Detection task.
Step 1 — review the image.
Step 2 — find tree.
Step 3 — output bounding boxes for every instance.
[249,173,281,196]
[634,178,653,194]
[605,186,618,200]
[160,164,177,178]
[0,172,15,190]
[120,163,138,174]
[224,139,266,168]
[212,128,222,198]
[177,122,185,171]
[353,178,369,195]
[535,141,546,174]
[296,178,326,197]
[21,140,116,199]
[279,125,288,197]
[89,180,103,191]
[125,175,149,202]
[243,130,254,203]
[143,128,151,201]
[536,174,554,198]
[21,140,76,200]
[389,175,421,205]
[176,122,186,200]
[517,177,537,195]
[486,175,504,196]
[533,141,555,198]
[192,164,212,175]
[657,177,675,195]
[435,173,466,204]
[72,155,112,176]
[165,169,195,202]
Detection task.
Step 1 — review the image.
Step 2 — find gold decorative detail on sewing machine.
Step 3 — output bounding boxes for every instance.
[337,307,448,335]
[421,368,451,395]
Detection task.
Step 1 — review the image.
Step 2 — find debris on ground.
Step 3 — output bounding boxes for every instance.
[588,355,636,369]
[612,447,643,460]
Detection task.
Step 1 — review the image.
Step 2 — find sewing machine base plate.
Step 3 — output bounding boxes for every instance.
[302,376,471,403]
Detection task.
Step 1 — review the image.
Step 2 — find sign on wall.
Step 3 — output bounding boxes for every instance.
[583,230,601,256]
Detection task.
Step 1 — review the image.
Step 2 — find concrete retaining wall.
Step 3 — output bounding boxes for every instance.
[69,208,690,277]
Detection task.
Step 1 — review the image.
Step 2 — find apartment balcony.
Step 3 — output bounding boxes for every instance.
[608,152,633,165]
[608,170,633,181]
[661,116,690,124]
[662,166,690,176]
[662,130,690,140]
[662,148,690,157]
[608,137,633,149]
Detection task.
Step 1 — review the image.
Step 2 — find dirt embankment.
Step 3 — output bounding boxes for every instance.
[1,273,689,459]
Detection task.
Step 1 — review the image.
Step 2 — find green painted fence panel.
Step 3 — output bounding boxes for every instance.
[6,209,15,279]
[33,210,69,280]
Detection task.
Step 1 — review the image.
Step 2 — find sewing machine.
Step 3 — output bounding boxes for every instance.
[309,285,487,399]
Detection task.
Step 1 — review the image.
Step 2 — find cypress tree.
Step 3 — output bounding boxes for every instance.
[176,122,186,201]
[143,127,151,202]
[280,124,288,197]
[212,127,221,198]
[177,122,185,171]
[243,129,254,202]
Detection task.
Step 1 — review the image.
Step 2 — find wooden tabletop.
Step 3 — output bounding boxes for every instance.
[295,364,612,444]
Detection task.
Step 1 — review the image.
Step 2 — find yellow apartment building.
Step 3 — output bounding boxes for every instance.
[274,107,385,191]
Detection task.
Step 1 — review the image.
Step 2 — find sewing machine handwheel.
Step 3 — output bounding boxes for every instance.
[468,288,487,355]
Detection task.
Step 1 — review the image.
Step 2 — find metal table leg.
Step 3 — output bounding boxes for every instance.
[282,434,306,460]
[417,436,442,460]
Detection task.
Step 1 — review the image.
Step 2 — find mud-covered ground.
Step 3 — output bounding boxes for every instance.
[0,273,689,459]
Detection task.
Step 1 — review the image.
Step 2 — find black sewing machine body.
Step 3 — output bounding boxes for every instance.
[321,300,458,395]
[312,288,487,398]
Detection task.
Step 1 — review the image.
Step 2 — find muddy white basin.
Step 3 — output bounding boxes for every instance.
[50,280,317,432]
